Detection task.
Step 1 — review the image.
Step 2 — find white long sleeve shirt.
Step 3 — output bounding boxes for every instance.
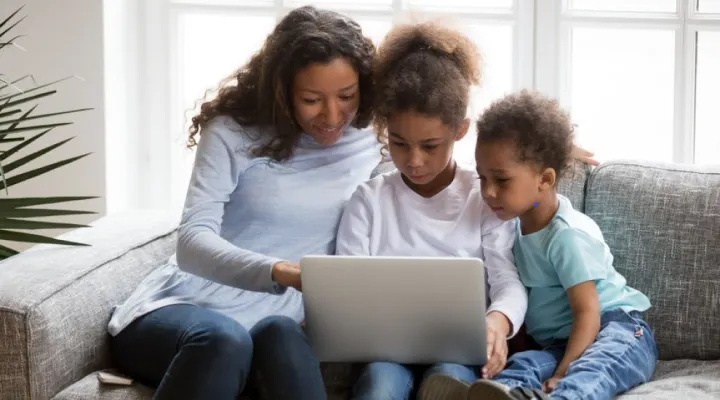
[335,164,528,337]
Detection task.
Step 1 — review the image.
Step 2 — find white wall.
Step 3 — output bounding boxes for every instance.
[0,0,106,245]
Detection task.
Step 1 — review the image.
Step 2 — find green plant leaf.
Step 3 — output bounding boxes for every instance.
[0,109,21,119]
[0,218,89,230]
[0,243,18,259]
[0,6,24,39]
[0,229,88,246]
[0,90,56,110]
[0,196,97,209]
[0,137,23,143]
[0,76,81,103]
[1,137,73,174]
[5,104,36,131]
[0,153,90,191]
[0,108,92,127]
[0,208,96,218]
[0,122,72,137]
[0,128,50,162]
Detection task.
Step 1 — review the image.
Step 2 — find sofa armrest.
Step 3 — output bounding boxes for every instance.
[0,210,179,400]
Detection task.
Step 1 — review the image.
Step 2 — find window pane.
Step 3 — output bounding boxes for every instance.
[568,0,676,13]
[457,23,514,165]
[287,0,392,10]
[404,0,513,12]
[174,12,276,202]
[697,0,720,13]
[569,27,675,162]
[694,31,720,165]
[352,16,392,46]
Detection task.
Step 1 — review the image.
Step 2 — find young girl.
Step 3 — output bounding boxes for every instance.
[461,90,657,400]
[107,6,381,400]
[335,21,528,400]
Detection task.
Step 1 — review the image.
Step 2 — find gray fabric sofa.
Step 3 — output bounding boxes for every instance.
[1,160,719,400]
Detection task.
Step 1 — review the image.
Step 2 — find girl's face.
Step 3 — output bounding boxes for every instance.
[292,57,360,145]
[386,111,469,195]
[475,140,544,220]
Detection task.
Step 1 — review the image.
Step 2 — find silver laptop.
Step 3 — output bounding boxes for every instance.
[300,255,487,366]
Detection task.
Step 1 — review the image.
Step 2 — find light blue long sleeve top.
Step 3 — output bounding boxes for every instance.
[108,116,382,335]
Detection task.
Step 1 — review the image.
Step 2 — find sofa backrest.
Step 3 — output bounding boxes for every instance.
[583,161,720,361]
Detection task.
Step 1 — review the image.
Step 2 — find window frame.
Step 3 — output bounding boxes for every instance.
[133,0,719,209]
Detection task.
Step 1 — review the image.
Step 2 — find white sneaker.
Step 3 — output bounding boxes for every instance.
[417,374,471,400]
[466,380,514,400]
[467,380,550,400]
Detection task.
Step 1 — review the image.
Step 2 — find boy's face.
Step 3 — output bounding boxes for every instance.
[475,140,544,220]
[386,111,468,188]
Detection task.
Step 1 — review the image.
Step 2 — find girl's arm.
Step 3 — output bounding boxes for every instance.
[176,118,286,294]
[335,187,372,256]
[482,211,527,338]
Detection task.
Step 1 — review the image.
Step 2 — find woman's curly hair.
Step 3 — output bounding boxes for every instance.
[475,90,575,179]
[372,21,482,151]
[187,6,376,162]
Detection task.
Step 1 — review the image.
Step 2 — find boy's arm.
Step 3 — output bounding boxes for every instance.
[548,228,606,379]
[554,281,600,378]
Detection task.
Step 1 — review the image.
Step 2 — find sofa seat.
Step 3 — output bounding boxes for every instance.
[53,359,720,400]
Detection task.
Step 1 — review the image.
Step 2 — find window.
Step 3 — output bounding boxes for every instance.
[135,0,720,208]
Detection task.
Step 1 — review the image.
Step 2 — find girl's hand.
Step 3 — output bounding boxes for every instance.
[271,261,302,291]
[571,145,600,166]
[482,311,511,378]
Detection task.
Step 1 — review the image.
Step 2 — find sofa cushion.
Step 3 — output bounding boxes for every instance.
[618,359,720,399]
[557,161,591,212]
[53,364,355,400]
[0,211,179,400]
[584,161,720,360]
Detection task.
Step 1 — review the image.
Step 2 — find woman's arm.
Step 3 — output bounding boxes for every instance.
[175,119,287,294]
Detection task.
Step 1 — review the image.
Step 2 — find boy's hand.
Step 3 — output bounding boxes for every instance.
[542,376,562,393]
[483,311,511,378]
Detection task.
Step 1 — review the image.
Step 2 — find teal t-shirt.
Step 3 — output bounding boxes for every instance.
[513,194,651,346]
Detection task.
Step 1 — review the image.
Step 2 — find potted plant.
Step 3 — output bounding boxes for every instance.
[0,6,96,260]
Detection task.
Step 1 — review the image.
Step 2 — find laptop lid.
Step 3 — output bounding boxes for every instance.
[300,255,487,366]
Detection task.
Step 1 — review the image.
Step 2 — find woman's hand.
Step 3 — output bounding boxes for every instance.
[571,145,599,166]
[271,261,302,291]
[482,311,511,379]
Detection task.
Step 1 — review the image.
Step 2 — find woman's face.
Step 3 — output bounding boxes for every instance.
[292,57,360,145]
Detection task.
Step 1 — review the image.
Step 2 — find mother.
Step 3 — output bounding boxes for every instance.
[107,6,380,400]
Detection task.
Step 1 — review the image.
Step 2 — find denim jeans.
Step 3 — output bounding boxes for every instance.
[352,361,481,400]
[493,309,658,400]
[110,304,326,400]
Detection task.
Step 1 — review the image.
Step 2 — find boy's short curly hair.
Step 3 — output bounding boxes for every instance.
[372,21,482,150]
[475,90,575,178]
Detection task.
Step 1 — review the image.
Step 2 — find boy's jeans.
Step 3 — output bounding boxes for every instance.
[494,309,658,400]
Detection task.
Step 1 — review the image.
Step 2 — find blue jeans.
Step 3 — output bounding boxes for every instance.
[352,361,480,400]
[110,304,325,400]
[493,309,658,400]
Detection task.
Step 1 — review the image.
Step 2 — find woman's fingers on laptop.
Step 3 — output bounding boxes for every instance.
[271,262,302,291]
